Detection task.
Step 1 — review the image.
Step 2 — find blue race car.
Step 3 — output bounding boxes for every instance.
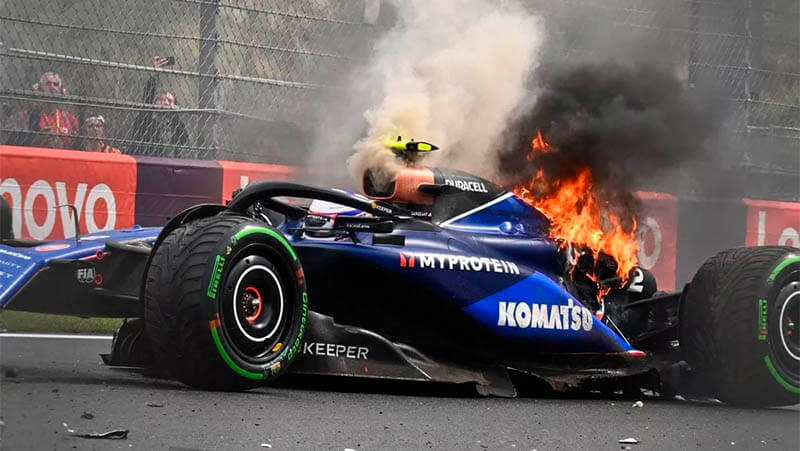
[1,148,798,407]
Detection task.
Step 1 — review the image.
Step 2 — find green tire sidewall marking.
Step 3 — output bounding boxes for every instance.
[762,253,800,393]
[210,224,303,379]
[233,226,297,261]
[210,327,264,380]
[769,255,800,282]
[764,355,800,394]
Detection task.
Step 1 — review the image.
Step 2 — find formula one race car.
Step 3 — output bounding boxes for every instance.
[0,152,798,407]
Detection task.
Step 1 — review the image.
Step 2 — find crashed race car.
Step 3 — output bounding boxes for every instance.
[0,140,798,408]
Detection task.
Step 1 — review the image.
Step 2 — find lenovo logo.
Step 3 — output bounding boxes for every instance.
[1,179,117,240]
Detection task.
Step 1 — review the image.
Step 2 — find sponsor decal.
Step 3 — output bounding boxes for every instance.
[410,210,432,218]
[745,199,800,247]
[370,202,393,215]
[33,243,71,252]
[1,179,123,240]
[444,178,489,193]
[0,247,32,260]
[206,255,226,299]
[286,291,308,360]
[1,147,139,240]
[497,299,593,331]
[634,192,678,291]
[758,298,768,341]
[269,361,282,375]
[303,342,369,360]
[0,259,23,269]
[399,252,519,274]
[399,253,416,268]
[76,267,96,284]
[343,222,373,230]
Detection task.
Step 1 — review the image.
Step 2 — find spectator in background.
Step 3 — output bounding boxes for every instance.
[6,72,79,149]
[82,115,121,154]
[130,56,188,157]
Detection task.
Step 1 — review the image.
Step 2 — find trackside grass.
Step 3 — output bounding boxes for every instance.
[0,311,122,334]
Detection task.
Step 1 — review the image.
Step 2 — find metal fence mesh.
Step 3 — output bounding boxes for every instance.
[1,0,798,198]
[0,0,380,163]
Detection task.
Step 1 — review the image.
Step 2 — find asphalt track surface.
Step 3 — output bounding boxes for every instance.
[0,335,798,450]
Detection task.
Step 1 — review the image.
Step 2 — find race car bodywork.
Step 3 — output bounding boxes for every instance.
[0,168,797,406]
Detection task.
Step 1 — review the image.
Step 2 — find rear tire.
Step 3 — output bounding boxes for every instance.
[680,246,800,406]
[144,215,308,390]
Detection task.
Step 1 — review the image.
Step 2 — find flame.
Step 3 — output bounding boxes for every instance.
[514,133,639,289]
[527,130,553,160]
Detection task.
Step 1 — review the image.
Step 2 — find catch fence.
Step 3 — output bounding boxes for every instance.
[1,0,797,198]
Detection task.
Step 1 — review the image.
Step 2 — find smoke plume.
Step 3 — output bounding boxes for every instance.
[345,0,546,186]
[498,61,724,219]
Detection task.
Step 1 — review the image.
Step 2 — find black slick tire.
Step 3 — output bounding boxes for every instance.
[144,215,308,390]
[680,246,800,407]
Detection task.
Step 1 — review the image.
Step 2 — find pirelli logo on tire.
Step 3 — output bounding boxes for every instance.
[758,298,768,341]
[206,255,226,299]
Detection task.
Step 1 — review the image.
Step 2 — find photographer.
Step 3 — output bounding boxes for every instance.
[129,56,188,157]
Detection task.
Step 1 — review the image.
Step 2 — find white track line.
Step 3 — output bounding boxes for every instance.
[0,333,112,340]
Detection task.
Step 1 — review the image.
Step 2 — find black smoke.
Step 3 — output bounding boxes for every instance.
[498,60,724,218]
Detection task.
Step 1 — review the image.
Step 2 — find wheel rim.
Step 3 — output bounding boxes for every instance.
[232,264,284,342]
[769,277,800,386]
[219,252,293,363]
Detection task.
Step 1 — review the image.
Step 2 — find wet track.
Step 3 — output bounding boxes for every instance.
[0,335,798,450]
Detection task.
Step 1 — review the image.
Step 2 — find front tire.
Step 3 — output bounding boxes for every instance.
[144,215,308,390]
[680,246,800,406]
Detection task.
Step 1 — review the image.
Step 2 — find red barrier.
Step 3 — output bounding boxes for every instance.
[2,144,796,291]
[132,156,222,227]
[218,160,295,204]
[635,191,678,291]
[743,198,800,247]
[0,146,137,240]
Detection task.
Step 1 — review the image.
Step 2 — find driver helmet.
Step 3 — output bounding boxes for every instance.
[304,190,371,239]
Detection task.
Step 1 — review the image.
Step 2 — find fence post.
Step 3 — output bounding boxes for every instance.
[198,0,221,160]
[0,41,7,145]
[687,0,698,89]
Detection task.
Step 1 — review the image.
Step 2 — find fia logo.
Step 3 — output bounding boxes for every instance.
[76,267,96,284]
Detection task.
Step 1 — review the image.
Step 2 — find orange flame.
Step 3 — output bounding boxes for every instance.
[527,130,553,160]
[514,133,638,290]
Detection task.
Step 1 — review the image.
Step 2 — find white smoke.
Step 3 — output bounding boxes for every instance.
[346,0,546,184]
